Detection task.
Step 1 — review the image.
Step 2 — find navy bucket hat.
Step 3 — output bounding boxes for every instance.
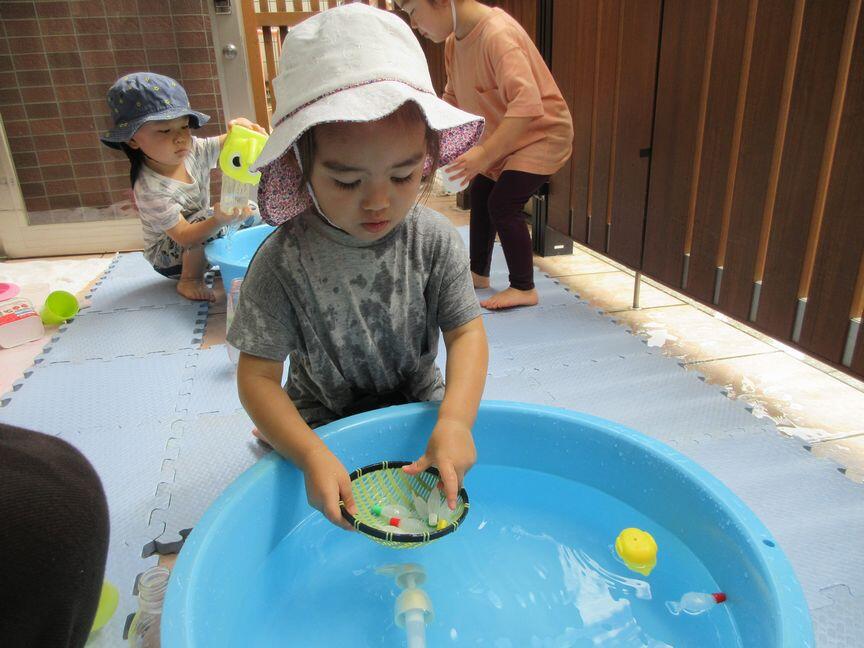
[99,72,210,149]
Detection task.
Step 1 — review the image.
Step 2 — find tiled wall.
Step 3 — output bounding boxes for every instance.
[0,0,225,225]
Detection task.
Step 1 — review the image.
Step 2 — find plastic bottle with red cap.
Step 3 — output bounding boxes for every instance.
[666,591,727,616]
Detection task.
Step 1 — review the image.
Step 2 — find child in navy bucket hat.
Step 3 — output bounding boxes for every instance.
[226,4,489,531]
[100,72,266,302]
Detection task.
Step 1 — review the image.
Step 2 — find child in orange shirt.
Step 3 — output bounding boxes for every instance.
[399,0,573,309]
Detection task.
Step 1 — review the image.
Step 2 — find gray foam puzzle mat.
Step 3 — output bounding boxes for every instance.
[3,227,863,644]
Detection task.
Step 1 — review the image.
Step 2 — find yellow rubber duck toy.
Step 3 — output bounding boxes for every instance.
[615,527,658,576]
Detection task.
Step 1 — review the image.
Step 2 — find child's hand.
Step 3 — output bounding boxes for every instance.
[299,446,357,530]
[228,117,268,135]
[213,202,248,226]
[403,419,476,510]
[444,144,490,185]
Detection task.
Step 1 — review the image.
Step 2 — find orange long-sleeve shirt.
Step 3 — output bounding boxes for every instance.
[443,8,573,180]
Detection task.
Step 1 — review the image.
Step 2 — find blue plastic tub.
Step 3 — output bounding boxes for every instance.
[204,224,275,289]
[163,402,813,646]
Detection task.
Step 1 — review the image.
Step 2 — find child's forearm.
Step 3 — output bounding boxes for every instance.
[439,317,488,429]
[479,115,533,167]
[168,215,224,248]
[237,353,328,468]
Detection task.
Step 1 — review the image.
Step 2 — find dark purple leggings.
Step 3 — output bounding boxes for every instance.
[469,170,549,291]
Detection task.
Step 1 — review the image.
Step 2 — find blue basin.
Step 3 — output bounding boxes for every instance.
[205,224,275,290]
[163,402,813,647]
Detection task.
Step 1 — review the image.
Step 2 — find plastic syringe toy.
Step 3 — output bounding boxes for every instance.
[377,564,434,648]
[218,124,268,245]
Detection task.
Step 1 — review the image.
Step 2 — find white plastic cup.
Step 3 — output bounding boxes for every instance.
[437,165,468,194]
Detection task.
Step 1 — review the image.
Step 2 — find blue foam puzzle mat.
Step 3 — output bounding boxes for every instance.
[438,298,661,376]
[58,418,176,646]
[438,323,658,378]
[149,411,268,549]
[86,252,194,312]
[38,304,206,364]
[481,302,612,346]
[534,354,761,439]
[0,352,195,433]
[182,347,290,417]
[2,219,861,645]
[482,369,557,405]
[811,586,864,647]
[475,272,583,311]
[184,348,244,417]
[669,426,864,613]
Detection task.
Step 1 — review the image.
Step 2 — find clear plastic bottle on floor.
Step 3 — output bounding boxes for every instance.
[127,566,170,647]
[226,278,243,364]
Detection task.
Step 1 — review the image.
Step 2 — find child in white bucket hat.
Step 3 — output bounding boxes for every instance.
[228,3,488,530]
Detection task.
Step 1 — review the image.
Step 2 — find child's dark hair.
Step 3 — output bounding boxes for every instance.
[120,143,146,188]
[296,101,441,203]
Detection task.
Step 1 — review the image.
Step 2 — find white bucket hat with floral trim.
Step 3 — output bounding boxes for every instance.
[252,3,485,225]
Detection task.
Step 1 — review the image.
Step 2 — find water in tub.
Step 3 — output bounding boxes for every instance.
[230,466,738,646]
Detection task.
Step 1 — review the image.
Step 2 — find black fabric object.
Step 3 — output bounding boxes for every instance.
[469,170,550,291]
[0,424,109,648]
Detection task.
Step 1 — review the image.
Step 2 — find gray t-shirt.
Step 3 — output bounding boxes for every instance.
[134,136,221,267]
[227,205,482,428]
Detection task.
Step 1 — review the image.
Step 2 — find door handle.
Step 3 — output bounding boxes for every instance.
[222,43,238,60]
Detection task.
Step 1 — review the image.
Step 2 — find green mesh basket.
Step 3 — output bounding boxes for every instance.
[340,461,469,549]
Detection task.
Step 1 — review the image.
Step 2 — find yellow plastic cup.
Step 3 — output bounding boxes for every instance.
[90,580,119,633]
[40,290,79,325]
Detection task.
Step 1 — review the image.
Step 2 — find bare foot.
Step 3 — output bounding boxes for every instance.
[176,278,215,302]
[251,427,272,448]
[472,271,490,289]
[480,287,539,310]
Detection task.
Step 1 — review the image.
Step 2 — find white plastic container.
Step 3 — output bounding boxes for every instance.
[220,176,257,215]
[0,297,45,348]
